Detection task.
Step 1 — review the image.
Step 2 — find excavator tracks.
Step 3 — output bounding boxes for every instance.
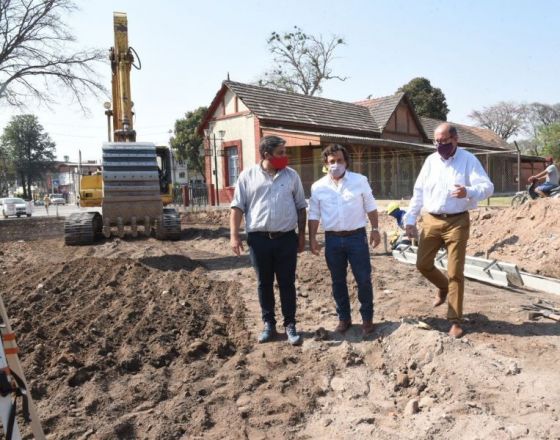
[156,208,181,240]
[64,212,103,246]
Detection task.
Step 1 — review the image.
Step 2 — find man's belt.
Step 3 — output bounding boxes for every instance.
[250,230,294,239]
[429,211,468,219]
[325,227,365,237]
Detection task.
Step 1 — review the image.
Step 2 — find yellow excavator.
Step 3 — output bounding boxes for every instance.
[64,12,180,245]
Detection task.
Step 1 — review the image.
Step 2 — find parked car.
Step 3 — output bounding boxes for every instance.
[51,196,66,205]
[34,199,45,206]
[0,197,32,218]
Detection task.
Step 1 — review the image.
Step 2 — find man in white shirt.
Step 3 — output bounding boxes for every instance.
[309,144,381,335]
[231,135,307,346]
[405,123,494,338]
[528,156,559,197]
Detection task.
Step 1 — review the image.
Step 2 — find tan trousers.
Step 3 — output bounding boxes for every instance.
[416,212,470,321]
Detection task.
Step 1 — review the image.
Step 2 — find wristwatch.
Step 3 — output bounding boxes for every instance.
[371,228,379,232]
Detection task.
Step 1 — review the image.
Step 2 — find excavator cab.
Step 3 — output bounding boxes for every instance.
[156,146,174,205]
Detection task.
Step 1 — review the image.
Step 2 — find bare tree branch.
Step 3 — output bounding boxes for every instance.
[257,26,347,96]
[469,102,527,141]
[0,0,107,110]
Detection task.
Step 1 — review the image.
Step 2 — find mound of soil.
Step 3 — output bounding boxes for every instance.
[3,253,248,439]
[468,198,560,277]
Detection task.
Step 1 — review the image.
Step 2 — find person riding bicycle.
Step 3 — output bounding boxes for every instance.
[528,157,559,198]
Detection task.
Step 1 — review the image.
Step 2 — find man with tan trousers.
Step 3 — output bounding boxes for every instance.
[405,123,493,338]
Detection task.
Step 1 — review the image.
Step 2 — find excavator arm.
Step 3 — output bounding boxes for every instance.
[110,12,136,142]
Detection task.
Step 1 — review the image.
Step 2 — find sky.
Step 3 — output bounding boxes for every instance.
[1,0,559,162]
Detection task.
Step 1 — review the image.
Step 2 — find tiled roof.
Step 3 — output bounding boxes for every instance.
[355,93,405,130]
[204,81,509,152]
[224,81,379,134]
[420,117,510,151]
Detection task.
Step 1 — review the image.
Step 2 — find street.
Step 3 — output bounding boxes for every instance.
[1,203,100,220]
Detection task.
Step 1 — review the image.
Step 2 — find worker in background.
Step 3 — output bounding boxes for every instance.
[230,135,307,346]
[528,156,559,197]
[405,123,494,338]
[309,143,380,336]
[386,202,411,249]
[387,202,406,229]
[43,194,51,215]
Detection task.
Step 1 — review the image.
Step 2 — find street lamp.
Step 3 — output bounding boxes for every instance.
[103,101,112,142]
[203,128,226,206]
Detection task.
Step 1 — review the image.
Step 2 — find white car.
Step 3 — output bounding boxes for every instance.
[51,196,66,205]
[0,197,33,218]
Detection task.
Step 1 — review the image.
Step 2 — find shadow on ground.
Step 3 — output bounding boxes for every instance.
[425,312,560,337]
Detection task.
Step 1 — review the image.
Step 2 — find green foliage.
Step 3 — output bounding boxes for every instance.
[538,122,560,160]
[397,77,449,120]
[1,115,56,198]
[170,107,208,181]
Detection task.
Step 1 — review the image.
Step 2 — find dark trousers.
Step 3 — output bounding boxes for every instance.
[248,231,298,327]
[324,229,373,322]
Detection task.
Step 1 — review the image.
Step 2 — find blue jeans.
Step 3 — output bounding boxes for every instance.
[537,182,559,194]
[325,229,373,322]
[248,231,298,327]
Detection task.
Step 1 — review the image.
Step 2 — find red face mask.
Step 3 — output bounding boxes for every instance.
[269,155,289,170]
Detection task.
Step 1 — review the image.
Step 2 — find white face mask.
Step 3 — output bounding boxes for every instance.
[329,163,346,178]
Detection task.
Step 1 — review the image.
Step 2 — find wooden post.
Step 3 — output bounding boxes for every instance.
[486,154,491,206]
[0,296,46,439]
[514,141,521,193]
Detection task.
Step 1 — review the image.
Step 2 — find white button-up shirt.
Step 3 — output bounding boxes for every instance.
[404,148,494,226]
[309,171,377,231]
[231,165,307,233]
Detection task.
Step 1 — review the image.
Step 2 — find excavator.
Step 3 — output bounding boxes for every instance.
[64,12,181,245]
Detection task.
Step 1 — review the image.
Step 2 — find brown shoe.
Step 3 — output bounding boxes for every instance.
[362,320,374,335]
[334,320,352,333]
[448,323,463,338]
[433,289,448,307]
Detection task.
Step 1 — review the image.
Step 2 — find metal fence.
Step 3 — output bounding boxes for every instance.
[172,183,209,207]
[291,147,528,199]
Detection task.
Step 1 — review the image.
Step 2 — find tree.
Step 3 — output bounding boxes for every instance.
[397,77,449,120]
[469,102,526,141]
[538,122,560,161]
[0,0,105,108]
[257,26,347,96]
[0,144,16,196]
[1,115,55,198]
[170,107,208,182]
[523,102,560,138]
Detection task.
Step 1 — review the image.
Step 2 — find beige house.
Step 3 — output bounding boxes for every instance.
[198,81,545,204]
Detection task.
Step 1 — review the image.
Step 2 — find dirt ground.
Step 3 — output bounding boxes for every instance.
[0,204,559,439]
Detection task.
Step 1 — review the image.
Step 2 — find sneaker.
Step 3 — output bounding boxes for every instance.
[285,323,302,346]
[258,322,277,343]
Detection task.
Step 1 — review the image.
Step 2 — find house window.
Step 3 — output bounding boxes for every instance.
[179,172,185,178]
[225,147,239,186]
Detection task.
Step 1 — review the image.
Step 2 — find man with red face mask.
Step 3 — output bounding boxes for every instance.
[230,135,307,345]
[405,123,493,338]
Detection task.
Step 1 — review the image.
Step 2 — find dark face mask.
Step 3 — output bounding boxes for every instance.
[437,142,456,160]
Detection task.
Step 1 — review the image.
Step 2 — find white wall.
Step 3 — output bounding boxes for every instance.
[207,113,257,189]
